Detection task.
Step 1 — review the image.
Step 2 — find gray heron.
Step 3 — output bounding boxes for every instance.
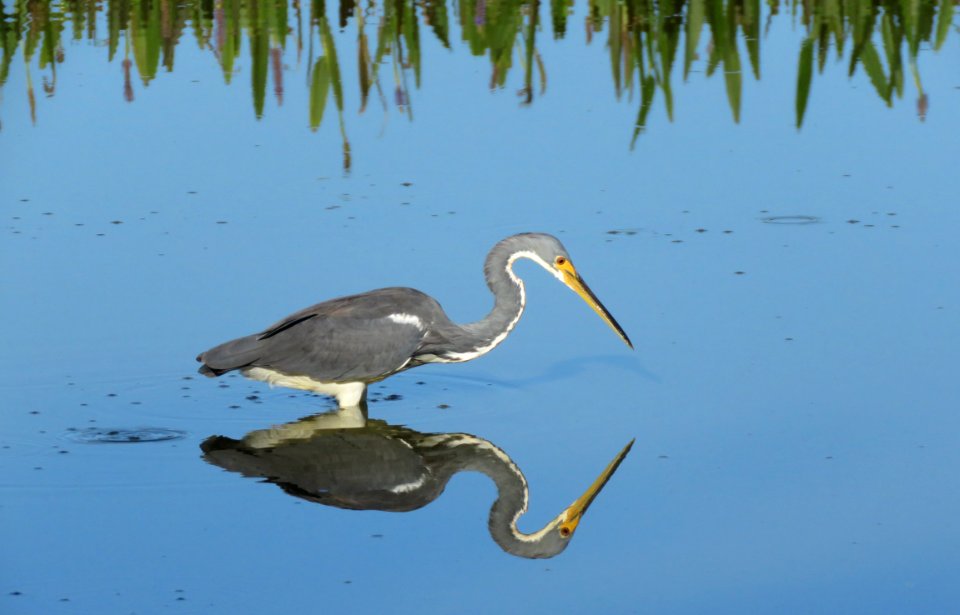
[196,233,632,407]
[201,412,634,559]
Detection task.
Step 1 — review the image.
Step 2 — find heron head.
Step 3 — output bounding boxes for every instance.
[505,438,635,559]
[511,233,633,349]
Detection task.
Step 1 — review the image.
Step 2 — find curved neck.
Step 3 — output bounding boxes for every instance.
[432,434,564,558]
[458,238,528,353]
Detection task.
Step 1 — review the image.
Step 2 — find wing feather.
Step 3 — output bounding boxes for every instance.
[197,287,443,382]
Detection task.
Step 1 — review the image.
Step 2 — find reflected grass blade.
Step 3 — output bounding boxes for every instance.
[309,56,330,130]
[630,74,656,148]
[723,49,741,123]
[935,0,953,50]
[425,0,451,47]
[358,16,372,112]
[744,0,760,79]
[550,0,571,39]
[107,0,122,61]
[796,36,814,128]
[251,25,268,117]
[684,0,704,80]
[722,0,741,123]
[39,15,56,69]
[403,0,421,87]
[859,41,891,105]
[319,17,342,110]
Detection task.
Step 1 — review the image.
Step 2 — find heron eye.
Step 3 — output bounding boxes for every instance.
[559,526,572,538]
[555,256,567,267]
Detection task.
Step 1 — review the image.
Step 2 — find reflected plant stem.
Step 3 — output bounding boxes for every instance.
[295,0,304,63]
[123,58,134,102]
[307,12,315,85]
[272,47,284,105]
[123,34,134,102]
[357,7,390,120]
[535,52,547,95]
[392,52,413,120]
[338,111,352,172]
[520,0,539,104]
[321,15,352,171]
[910,60,926,121]
[364,15,391,138]
[25,55,36,125]
[42,46,58,99]
[358,8,372,112]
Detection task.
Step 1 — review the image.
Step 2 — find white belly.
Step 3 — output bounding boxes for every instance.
[242,367,367,407]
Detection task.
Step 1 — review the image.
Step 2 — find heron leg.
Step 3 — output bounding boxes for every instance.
[333,382,367,409]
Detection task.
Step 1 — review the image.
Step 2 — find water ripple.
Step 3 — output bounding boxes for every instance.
[64,427,187,444]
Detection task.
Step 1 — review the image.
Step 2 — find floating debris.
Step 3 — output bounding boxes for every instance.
[760,215,821,225]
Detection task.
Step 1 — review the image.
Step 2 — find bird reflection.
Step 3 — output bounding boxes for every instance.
[201,408,633,559]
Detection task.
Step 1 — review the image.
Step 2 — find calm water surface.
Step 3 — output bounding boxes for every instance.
[2,0,959,613]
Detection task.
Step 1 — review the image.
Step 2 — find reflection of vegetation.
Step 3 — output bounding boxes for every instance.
[0,0,955,144]
[792,0,956,127]
[586,0,759,142]
[585,0,956,140]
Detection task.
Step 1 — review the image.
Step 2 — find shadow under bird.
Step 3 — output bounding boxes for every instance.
[201,412,634,558]
[197,233,632,407]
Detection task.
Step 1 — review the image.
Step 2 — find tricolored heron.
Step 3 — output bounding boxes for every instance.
[196,233,632,407]
[201,412,634,559]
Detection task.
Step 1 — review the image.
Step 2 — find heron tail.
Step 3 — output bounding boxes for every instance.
[196,334,262,377]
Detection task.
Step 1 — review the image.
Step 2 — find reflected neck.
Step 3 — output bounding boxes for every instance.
[438,434,563,558]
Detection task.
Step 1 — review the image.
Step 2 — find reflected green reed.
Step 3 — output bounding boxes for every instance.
[1,0,955,153]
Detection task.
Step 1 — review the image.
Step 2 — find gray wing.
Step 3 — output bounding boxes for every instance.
[197,288,441,382]
[255,314,424,381]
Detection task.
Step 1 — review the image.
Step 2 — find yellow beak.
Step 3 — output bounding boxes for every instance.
[557,261,633,349]
[559,438,635,537]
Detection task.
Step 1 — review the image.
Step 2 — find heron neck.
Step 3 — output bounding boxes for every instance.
[460,240,526,350]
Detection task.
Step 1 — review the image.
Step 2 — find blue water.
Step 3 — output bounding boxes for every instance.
[2,1,959,612]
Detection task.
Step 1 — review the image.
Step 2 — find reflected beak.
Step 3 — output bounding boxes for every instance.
[559,439,635,536]
[558,263,633,349]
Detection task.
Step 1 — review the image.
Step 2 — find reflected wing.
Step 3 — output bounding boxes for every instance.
[202,429,436,512]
